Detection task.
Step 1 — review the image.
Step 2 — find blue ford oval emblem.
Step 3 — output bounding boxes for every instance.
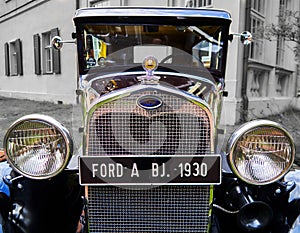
[137,96,163,110]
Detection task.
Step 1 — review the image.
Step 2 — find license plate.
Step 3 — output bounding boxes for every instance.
[79,155,221,185]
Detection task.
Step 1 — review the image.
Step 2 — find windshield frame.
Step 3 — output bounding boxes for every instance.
[74,7,232,81]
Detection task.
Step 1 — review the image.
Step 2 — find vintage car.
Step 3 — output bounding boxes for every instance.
[0,7,299,233]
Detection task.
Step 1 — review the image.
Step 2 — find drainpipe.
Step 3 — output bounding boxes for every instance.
[75,0,80,105]
[241,0,251,122]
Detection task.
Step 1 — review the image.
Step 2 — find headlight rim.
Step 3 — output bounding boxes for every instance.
[3,114,73,180]
[227,119,295,185]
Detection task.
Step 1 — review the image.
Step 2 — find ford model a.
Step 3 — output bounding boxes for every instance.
[0,7,300,233]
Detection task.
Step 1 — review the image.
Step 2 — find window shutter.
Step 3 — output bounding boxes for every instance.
[50,28,61,74]
[15,39,23,75]
[4,43,10,76]
[33,34,41,75]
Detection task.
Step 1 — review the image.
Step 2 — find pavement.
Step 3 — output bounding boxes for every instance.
[0,96,300,232]
[1,96,300,161]
[0,96,82,149]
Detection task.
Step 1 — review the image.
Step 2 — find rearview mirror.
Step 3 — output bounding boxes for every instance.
[240,31,252,45]
[51,36,76,50]
[51,36,64,50]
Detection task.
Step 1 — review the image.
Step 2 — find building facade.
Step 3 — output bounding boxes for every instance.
[0,0,79,104]
[0,0,299,124]
[243,0,299,122]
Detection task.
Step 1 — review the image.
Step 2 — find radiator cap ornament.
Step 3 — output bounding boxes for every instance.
[143,56,158,74]
[137,56,160,84]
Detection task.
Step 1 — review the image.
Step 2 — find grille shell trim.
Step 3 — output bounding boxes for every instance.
[84,85,215,233]
[85,85,214,156]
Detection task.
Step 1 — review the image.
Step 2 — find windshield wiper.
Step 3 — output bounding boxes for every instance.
[187,26,222,46]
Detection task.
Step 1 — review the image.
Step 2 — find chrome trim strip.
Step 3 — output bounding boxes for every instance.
[84,71,217,88]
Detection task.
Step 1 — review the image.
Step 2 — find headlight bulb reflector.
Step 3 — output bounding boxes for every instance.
[4,114,72,179]
[227,120,295,185]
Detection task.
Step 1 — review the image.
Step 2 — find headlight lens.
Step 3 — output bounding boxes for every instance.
[227,120,295,185]
[4,114,72,179]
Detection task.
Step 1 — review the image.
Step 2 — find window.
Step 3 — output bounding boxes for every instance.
[251,0,265,15]
[42,31,53,74]
[42,32,53,74]
[119,0,127,6]
[249,15,264,60]
[10,41,18,75]
[168,0,178,6]
[276,36,285,66]
[276,0,291,66]
[185,0,212,7]
[4,39,23,76]
[33,28,61,75]
[279,0,291,12]
[199,0,212,7]
[249,0,265,61]
[90,0,110,7]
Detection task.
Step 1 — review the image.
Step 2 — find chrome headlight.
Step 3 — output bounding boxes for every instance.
[4,114,73,179]
[227,120,295,185]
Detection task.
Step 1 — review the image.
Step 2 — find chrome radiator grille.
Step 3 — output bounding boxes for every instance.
[86,89,212,232]
[87,186,211,233]
[88,90,211,156]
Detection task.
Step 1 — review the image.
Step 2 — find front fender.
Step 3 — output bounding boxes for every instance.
[1,170,83,233]
[286,170,300,232]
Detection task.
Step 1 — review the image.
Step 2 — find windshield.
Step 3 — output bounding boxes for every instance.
[79,24,226,78]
